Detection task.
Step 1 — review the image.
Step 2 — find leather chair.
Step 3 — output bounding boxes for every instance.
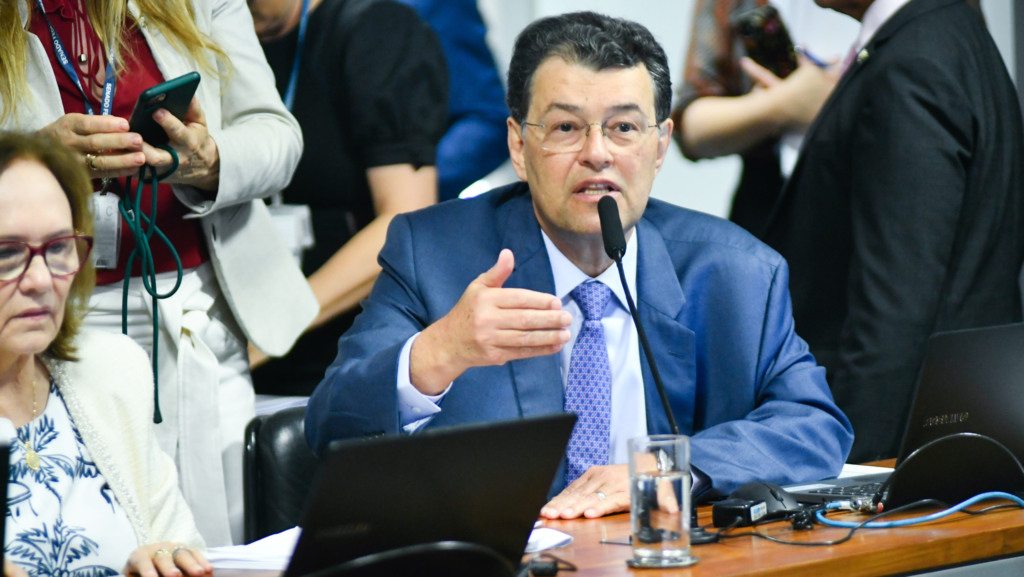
[243,405,320,543]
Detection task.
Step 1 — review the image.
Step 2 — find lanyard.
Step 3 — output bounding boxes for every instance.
[35,0,116,116]
[283,0,311,111]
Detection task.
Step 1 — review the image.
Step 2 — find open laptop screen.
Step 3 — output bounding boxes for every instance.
[284,413,575,577]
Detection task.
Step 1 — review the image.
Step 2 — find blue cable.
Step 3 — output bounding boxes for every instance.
[816,492,1024,529]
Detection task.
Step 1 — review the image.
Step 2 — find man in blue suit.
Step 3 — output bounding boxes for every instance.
[306,11,852,520]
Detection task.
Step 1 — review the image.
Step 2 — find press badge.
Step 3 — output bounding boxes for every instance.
[92,191,120,269]
[268,202,314,268]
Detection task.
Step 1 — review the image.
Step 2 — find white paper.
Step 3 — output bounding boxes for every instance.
[206,527,300,570]
[838,463,894,478]
[207,524,573,570]
[526,523,573,553]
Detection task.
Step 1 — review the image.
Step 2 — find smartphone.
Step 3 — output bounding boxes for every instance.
[128,71,201,146]
[730,4,798,79]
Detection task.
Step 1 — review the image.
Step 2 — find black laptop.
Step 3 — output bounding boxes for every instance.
[283,413,576,577]
[786,323,1024,507]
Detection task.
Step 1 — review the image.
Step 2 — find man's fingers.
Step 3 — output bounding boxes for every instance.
[477,249,515,289]
[541,465,630,519]
[490,287,563,311]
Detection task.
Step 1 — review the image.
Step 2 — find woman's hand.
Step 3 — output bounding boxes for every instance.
[4,560,28,577]
[123,542,212,577]
[141,97,220,192]
[36,113,147,179]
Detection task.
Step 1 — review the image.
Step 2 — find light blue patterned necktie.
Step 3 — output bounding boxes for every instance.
[564,281,613,486]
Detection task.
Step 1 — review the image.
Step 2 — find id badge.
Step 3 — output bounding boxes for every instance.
[268,203,314,267]
[92,192,121,269]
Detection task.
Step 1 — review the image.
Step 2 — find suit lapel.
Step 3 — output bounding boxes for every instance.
[500,192,564,417]
[634,220,697,435]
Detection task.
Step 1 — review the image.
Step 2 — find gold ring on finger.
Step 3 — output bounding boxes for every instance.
[85,153,99,171]
[153,548,172,558]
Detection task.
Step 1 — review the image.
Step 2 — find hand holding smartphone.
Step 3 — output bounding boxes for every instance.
[128,71,201,146]
[730,5,798,79]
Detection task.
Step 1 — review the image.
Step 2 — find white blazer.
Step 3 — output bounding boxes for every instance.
[9,0,318,356]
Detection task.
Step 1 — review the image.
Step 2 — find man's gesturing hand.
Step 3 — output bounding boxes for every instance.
[410,249,572,394]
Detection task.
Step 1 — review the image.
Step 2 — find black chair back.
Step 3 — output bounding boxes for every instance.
[243,405,320,543]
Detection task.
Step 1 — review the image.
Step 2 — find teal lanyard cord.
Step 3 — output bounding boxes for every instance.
[120,146,182,424]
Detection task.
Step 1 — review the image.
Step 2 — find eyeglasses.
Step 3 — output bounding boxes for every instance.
[0,235,94,285]
[522,115,661,153]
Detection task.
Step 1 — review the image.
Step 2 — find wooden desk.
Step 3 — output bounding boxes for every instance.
[535,502,1024,576]
[217,503,1024,577]
[217,460,1024,577]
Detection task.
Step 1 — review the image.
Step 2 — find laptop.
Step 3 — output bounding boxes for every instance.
[786,323,1024,508]
[283,413,576,577]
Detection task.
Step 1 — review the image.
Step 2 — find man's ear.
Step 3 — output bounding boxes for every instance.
[507,117,528,182]
[654,117,674,174]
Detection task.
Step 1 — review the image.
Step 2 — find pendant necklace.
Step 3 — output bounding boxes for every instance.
[22,371,40,472]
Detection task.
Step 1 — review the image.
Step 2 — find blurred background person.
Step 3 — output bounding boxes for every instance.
[396,0,509,201]
[0,131,210,577]
[0,0,317,545]
[672,0,857,234]
[247,0,448,397]
[761,0,1021,462]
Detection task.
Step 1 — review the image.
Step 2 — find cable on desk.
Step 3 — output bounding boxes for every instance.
[816,491,1024,529]
[715,499,946,547]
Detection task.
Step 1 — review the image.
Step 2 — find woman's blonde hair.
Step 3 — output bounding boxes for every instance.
[0,0,228,123]
[0,131,96,360]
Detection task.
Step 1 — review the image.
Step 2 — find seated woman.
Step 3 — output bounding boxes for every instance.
[0,132,211,577]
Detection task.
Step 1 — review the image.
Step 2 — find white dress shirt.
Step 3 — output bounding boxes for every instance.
[853,0,913,56]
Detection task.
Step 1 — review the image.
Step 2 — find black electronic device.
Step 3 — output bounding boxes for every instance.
[712,482,804,528]
[128,71,201,146]
[730,4,798,78]
[728,482,802,518]
[282,413,576,577]
[785,323,1024,508]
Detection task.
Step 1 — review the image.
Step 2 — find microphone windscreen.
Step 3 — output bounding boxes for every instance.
[598,195,627,261]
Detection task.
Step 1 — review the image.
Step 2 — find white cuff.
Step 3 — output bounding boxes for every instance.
[396,332,450,432]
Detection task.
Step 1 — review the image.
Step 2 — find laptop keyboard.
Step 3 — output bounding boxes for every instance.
[806,482,883,498]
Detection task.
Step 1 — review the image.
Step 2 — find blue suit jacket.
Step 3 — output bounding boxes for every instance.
[306,183,853,497]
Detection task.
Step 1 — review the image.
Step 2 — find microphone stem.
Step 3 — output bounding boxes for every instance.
[614,259,680,435]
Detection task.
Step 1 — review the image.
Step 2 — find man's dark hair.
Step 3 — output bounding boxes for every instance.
[506,11,671,125]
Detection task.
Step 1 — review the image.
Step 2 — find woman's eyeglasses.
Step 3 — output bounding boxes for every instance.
[0,235,94,285]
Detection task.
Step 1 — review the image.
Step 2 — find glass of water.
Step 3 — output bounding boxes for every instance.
[627,434,698,568]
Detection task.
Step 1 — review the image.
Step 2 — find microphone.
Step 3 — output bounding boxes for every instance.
[597,195,680,435]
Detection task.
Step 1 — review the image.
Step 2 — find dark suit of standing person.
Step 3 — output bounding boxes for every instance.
[305,11,852,518]
[761,0,1024,462]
